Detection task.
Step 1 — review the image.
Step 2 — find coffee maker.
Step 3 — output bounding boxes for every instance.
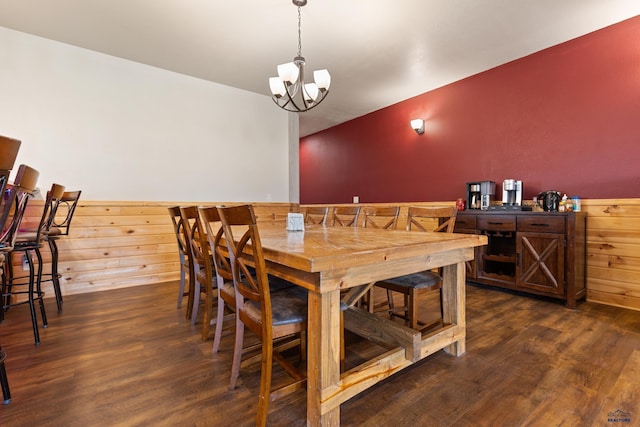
[467,181,496,210]
[502,179,523,206]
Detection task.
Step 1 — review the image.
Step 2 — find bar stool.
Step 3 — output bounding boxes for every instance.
[0,135,21,405]
[0,165,45,344]
[44,190,81,312]
[2,179,64,345]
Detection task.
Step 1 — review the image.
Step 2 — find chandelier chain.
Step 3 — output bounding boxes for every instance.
[297,6,302,57]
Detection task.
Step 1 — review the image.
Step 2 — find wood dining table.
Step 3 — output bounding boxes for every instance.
[256,223,487,426]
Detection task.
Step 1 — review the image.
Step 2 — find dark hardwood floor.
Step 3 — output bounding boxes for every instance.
[0,281,639,426]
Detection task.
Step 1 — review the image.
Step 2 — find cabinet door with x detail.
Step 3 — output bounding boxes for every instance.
[516,232,565,296]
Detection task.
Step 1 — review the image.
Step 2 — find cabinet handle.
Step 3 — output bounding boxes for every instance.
[488,222,503,225]
[530,223,548,227]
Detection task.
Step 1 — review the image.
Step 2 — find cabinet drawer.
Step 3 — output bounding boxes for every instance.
[477,215,516,231]
[455,214,476,231]
[517,216,565,233]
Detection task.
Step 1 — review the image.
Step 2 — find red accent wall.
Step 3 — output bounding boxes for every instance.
[300,16,640,204]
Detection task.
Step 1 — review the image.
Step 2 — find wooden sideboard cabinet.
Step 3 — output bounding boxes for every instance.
[454,210,587,308]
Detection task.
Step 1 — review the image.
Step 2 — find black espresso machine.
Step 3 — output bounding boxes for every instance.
[466,181,495,210]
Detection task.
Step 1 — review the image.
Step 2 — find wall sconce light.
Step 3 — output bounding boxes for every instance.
[410,119,425,135]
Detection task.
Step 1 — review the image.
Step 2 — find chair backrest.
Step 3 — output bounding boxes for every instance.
[0,136,21,199]
[405,206,458,233]
[304,206,329,226]
[37,183,66,240]
[179,206,213,285]
[168,206,191,265]
[361,206,400,230]
[217,204,272,333]
[52,190,82,236]
[0,164,39,247]
[199,206,233,287]
[331,206,361,227]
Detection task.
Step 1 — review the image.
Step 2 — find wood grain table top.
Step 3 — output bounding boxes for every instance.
[257,224,487,274]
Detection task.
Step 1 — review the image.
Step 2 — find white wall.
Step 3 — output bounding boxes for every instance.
[0,26,296,202]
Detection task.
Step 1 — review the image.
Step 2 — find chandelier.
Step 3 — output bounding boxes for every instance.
[268,0,331,112]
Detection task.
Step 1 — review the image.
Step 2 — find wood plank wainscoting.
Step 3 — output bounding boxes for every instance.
[582,198,640,311]
[10,199,640,312]
[10,201,295,299]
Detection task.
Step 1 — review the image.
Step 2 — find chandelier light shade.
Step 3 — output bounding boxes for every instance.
[269,0,331,112]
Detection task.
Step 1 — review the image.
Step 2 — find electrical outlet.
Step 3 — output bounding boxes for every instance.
[22,254,29,271]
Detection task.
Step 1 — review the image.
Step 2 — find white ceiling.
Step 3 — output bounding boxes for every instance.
[1,1,639,137]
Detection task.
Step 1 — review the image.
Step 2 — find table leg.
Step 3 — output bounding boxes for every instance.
[441,262,466,356]
[307,288,341,426]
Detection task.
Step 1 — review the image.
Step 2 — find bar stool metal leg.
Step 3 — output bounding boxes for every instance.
[47,237,63,313]
[2,248,48,345]
[0,346,10,404]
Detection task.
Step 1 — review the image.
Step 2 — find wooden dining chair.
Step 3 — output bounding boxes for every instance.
[303,206,329,226]
[361,206,400,230]
[218,204,307,427]
[180,206,216,340]
[199,205,236,354]
[359,206,400,312]
[201,205,298,356]
[375,206,458,331]
[201,205,297,354]
[331,205,361,227]
[168,206,194,316]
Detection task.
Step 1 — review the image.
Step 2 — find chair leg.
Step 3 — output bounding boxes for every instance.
[256,336,273,427]
[299,330,306,362]
[403,293,410,323]
[47,238,63,313]
[0,262,7,323]
[409,288,419,330]
[340,311,345,372]
[212,295,226,354]
[0,347,10,404]
[360,289,374,313]
[34,249,48,329]
[3,257,14,311]
[229,315,244,390]
[386,289,395,313]
[26,250,41,345]
[176,261,186,309]
[190,281,200,325]
[185,269,196,320]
